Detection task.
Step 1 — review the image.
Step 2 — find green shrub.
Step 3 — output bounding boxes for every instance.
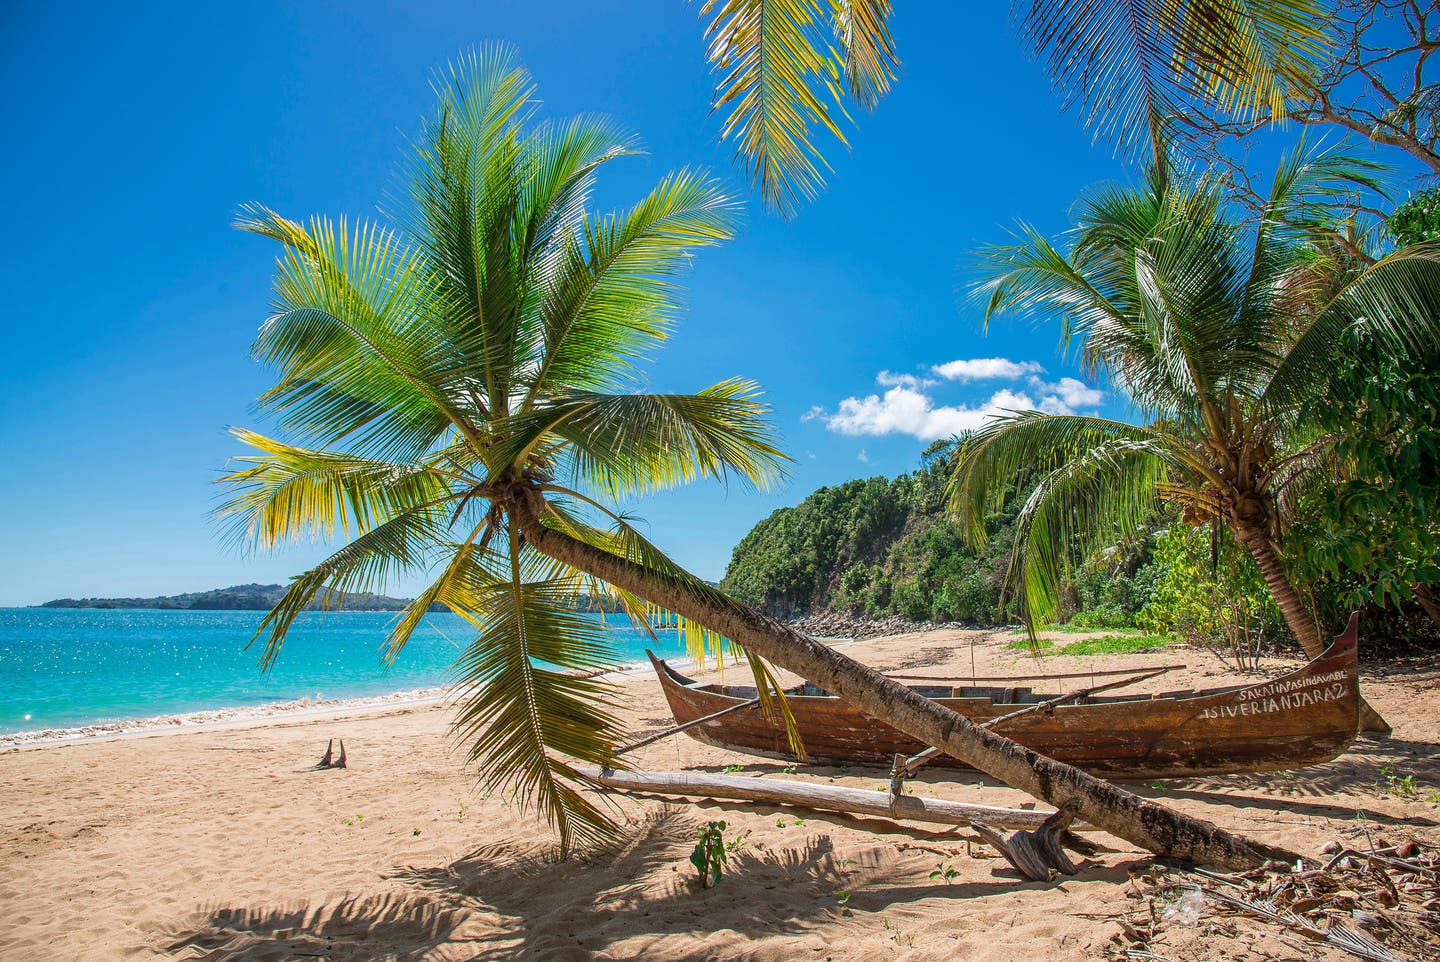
[1136,525,1283,658]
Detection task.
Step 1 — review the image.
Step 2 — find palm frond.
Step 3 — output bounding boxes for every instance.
[702,0,889,216]
[248,505,453,669]
[1012,0,1329,160]
[236,207,469,460]
[835,0,898,111]
[552,381,790,497]
[397,49,544,417]
[216,429,458,550]
[520,169,739,402]
[449,531,629,854]
[382,532,500,665]
[1263,243,1440,417]
[1004,436,1171,638]
[950,412,1188,547]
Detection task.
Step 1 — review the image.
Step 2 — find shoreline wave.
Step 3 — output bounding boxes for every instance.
[0,685,458,751]
[0,653,683,751]
[0,628,876,752]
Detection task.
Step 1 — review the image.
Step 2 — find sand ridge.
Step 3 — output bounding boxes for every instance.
[2,628,1437,960]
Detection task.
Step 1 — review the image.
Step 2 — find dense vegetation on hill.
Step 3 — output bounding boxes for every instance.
[721,440,1025,623]
[721,432,1440,656]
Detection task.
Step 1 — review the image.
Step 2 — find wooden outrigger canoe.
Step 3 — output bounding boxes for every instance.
[648,615,1363,779]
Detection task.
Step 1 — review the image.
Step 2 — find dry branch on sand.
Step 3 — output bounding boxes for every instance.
[1110,836,1440,961]
[580,765,1096,881]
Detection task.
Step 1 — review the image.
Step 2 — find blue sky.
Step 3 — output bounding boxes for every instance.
[0,2,1278,604]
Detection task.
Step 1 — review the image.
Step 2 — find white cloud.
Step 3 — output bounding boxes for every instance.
[932,357,1044,382]
[808,365,1107,442]
[1027,375,1106,415]
[876,370,936,390]
[856,449,869,463]
[821,385,1036,441]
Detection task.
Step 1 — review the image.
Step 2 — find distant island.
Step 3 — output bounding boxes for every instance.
[39,583,439,612]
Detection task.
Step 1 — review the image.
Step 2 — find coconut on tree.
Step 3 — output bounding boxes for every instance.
[221,47,1298,868]
[951,142,1440,731]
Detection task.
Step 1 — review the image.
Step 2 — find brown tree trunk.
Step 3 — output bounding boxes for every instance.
[511,490,1297,871]
[1230,524,1390,734]
[1231,524,1323,657]
[1414,584,1440,630]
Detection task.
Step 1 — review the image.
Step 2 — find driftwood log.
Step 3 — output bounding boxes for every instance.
[970,799,1083,881]
[575,765,1095,833]
[312,739,347,770]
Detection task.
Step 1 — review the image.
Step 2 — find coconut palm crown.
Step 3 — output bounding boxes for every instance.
[219,48,790,851]
[952,142,1440,660]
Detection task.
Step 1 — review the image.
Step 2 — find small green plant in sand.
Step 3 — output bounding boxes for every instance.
[1379,764,1420,797]
[881,920,916,946]
[929,863,961,883]
[834,888,852,905]
[691,821,729,888]
[342,813,365,826]
[1149,780,1169,796]
[722,764,747,775]
[1008,634,1181,656]
[725,830,751,853]
[412,827,422,836]
[781,762,798,775]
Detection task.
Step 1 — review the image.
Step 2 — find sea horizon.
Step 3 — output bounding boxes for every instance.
[0,607,689,739]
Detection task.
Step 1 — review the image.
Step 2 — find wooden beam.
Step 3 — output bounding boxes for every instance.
[886,664,1187,683]
[575,765,1095,832]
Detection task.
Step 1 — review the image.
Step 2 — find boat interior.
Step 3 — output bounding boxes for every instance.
[659,661,1259,708]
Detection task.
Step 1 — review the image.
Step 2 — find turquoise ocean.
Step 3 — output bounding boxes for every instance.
[0,608,686,736]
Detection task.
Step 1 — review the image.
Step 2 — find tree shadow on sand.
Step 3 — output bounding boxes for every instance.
[1133,734,1440,828]
[154,810,972,961]
[384,807,1017,960]
[161,893,480,961]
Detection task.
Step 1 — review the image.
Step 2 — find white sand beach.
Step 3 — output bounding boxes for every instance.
[3,627,1437,961]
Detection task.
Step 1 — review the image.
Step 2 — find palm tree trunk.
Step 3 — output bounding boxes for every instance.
[511,491,1297,871]
[1232,524,1390,735]
[1414,584,1440,630]
[1231,525,1323,657]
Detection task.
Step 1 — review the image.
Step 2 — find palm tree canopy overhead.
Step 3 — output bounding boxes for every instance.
[700,0,1329,214]
[951,141,1440,640]
[219,47,790,850]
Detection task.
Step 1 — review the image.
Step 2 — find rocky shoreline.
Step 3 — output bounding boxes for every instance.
[786,611,1015,640]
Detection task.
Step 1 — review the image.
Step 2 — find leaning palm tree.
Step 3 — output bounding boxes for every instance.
[222,47,1295,869]
[699,0,1328,214]
[221,50,789,851]
[952,141,1440,730]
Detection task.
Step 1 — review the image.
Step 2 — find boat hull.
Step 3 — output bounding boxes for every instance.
[648,620,1361,779]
